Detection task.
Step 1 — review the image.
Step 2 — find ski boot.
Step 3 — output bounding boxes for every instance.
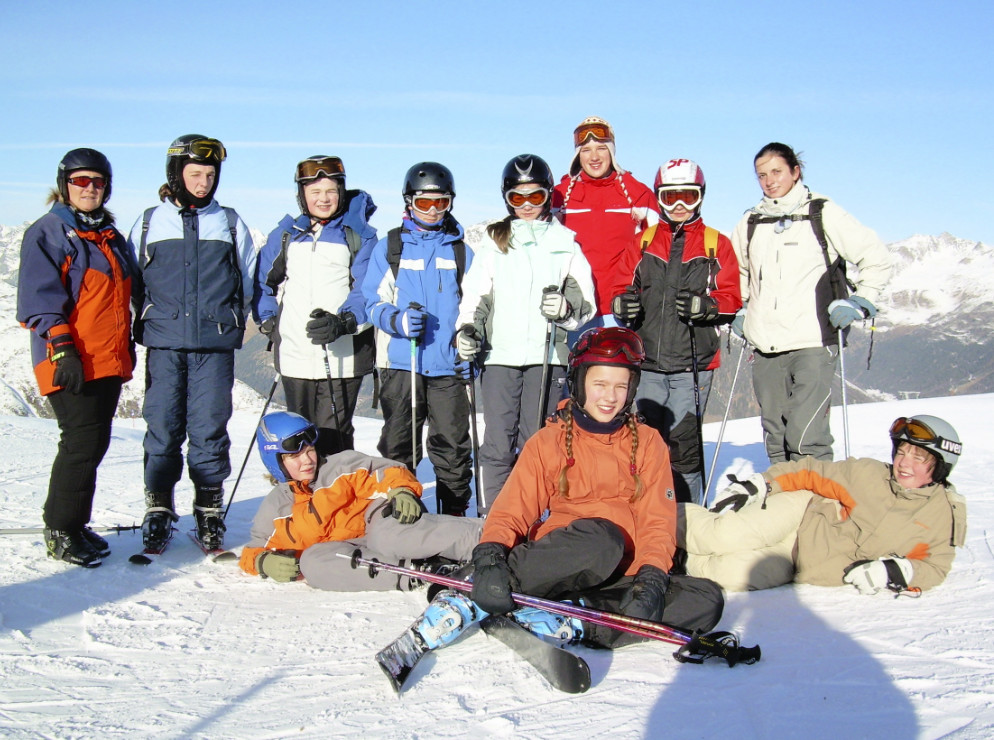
[81,526,111,558]
[142,491,179,551]
[414,590,488,650]
[403,555,463,591]
[45,528,102,568]
[193,484,226,551]
[510,606,583,647]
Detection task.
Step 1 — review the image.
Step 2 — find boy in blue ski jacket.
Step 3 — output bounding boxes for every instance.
[129,134,256,553]
[361,162,474,515]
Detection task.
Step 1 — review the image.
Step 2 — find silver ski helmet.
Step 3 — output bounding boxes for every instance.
[58,148,112,204]
[501,154,554,216]
[256,411,319,483]
[166,134,226,208]
[889,414,961,484]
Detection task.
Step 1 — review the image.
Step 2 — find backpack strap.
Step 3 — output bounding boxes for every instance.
[703,226,720,293]
[639,224,658,252]
[221,206,244,310]
[138,206,157,268]
[344,225,362,262]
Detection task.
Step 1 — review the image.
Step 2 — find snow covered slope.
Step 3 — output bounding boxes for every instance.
[1,395,992,739]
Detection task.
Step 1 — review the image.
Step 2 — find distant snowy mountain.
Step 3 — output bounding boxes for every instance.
[3,222,992,420]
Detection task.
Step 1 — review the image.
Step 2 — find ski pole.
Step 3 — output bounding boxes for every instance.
[687,320,708,505]
[537,318,554,433]
[705,336,745,505]
[223,374,280,520]
[838,328,851,458]
[0,524,140,536]
[322,345,345,453]
[465,361,486,513]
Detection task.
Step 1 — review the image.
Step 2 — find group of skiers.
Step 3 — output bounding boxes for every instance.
[17,118,967,660]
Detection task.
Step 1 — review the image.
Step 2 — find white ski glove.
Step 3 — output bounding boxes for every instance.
[540,286,572,321]
[710,473,770,513]
[843,557,914,595]
[455,325,483,361]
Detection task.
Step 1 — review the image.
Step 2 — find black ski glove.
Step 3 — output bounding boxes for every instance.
[675,290,719,322]
[259,317,276,337]
[49,333,84,394]
[612,286,641,324]
[470,542,518,615]
[619,564,669,622]
[306,309,346,345]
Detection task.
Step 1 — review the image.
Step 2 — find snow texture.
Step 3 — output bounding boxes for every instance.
[1,394,992,739]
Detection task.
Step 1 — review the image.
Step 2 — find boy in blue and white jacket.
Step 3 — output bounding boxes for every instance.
[129,135,256,552]
[361,162,474,515]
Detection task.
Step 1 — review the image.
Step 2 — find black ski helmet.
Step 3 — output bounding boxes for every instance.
[500,154,554,216]
[567,327,645,410]
[57,148,112,204]
[294,155,347,218]
[403,162,455,201]
[165,134,226,208]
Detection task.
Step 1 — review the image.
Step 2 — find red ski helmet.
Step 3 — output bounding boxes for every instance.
[567,326,645,409]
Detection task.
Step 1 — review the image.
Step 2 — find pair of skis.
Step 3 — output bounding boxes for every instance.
[348,553,761,695]
[128,529,237,565]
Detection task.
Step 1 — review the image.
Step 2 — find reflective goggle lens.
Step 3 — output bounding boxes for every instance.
[505,188,549,208]
[574,327,645,363]
[281,427,318,453]
[573,122,613,147]
[412,195,452,213]
[296,156,346,182]
[657,186,702,211]
[889,417,962,457]
[67,175,107,189]
[168,138,227,164]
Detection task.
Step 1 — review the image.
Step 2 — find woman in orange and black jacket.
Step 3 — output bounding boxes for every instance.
[17,148,139,568]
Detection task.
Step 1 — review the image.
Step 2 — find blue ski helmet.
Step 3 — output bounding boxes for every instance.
[256,411,319,482]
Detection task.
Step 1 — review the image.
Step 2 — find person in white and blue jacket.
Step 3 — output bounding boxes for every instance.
[253,156,378,456]
[128,134,256,553]
[361,162,475,516]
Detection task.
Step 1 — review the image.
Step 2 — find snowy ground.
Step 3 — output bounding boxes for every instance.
[1,394,993,739]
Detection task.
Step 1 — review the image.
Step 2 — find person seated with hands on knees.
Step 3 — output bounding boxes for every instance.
[239,411,482,590]
[424,328,724,649]
[678,414,967,595]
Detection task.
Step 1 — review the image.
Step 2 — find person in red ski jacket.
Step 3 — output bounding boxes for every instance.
[552,116,658,335]
[16,148,139,568]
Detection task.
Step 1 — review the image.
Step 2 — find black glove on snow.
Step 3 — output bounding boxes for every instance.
[470,542,518,615]
[49,333,84,394]
[619,564,669,622]
[306,309,346,345]
[675,290,719,322]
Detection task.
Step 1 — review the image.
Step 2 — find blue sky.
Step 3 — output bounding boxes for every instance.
[2,1,992,245]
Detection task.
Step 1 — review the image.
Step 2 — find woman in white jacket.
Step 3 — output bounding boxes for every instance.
[730,142,891,464]
[455,154,595,509]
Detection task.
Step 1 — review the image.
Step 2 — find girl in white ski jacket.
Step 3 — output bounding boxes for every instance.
[455,155,595,508]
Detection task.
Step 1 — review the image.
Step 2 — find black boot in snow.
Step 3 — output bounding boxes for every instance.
[193,485,226,550]
[81,526,112,558]
[45,528,102,568]
[142,490,178,551]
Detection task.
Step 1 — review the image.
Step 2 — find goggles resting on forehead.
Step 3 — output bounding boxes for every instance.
[168,138,227,164]
[411,194,452,213]
[505,187,549,208]
[296,156,346,183]
[280,426,318,454]
[889,417,962,457]
[657,186,702,212]
[574,327,646,364]
[573,121,613,147]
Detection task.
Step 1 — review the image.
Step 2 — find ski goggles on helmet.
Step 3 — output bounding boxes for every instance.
[573,120,614,147]
[168,138,227,164]
[505,187,549,208]
[295,156,346,183]
[67,175,107,189]
[571,327,646,366]
[411,194,452,213]
[279,426,319,454]
[889,417,962,457]
[657,186,702,212]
